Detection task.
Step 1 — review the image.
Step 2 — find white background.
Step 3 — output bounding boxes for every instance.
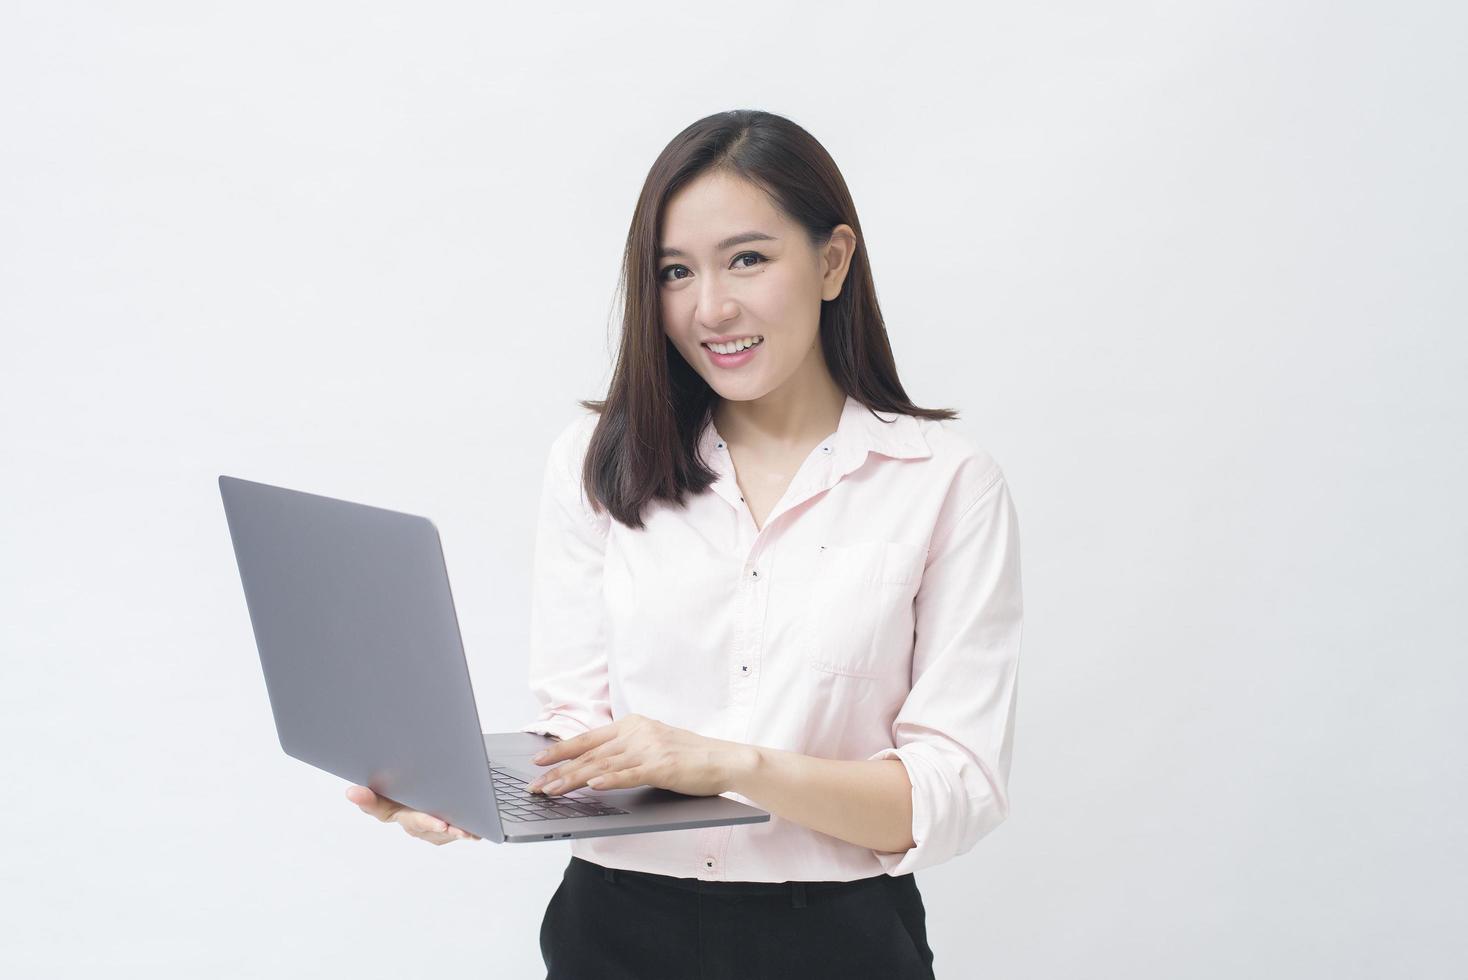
[2,2,1464,977]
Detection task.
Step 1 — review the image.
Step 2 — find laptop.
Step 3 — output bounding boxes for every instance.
[218,474,770,843]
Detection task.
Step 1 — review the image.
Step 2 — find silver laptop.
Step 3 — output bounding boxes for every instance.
[218,474,770,843]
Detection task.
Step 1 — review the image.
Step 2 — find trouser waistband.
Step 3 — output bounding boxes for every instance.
[578,856,892,909]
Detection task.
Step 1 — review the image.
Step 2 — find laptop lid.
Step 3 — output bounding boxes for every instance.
[218,475,506,840]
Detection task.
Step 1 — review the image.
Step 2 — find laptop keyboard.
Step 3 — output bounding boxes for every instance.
[490,767,631,822]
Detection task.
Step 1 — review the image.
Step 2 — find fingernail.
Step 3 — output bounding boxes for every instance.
[543,779,563,793]
[532,750,548,763]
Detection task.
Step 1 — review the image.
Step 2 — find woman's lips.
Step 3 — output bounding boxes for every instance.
[703,338,763,368]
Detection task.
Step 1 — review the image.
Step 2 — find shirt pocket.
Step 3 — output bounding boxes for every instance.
[797,540,928,679]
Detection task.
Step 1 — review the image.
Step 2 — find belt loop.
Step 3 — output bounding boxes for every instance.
[603,866,618,884]
[790,881,807,909]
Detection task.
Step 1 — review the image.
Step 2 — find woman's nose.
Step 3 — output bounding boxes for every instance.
[696,285,738,329]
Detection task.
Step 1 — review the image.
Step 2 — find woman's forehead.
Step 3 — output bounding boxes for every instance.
[662,172,786,241]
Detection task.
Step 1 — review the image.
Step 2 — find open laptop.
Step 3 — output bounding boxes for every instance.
[218,474,770,843]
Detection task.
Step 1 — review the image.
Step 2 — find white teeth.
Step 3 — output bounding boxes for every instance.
[705,336,763,355]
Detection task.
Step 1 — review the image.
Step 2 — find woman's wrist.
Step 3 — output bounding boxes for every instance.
[720,742,763,795]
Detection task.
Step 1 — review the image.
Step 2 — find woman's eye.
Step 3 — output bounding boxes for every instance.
[658,252,767,284]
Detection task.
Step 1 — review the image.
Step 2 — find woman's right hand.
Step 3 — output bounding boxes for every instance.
[346,785,481,844]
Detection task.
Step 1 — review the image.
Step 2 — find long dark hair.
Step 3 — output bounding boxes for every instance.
[578,109,958,530]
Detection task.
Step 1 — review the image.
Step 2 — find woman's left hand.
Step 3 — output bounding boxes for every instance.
[527,713,753,798]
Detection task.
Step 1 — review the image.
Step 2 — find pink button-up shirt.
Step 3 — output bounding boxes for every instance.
[518,393,1024,882]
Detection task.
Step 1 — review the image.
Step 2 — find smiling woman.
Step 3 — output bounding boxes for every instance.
[574,109,966,533]
[655,171,836,397]
[506,109,1024,980]
[351,108,1023,980]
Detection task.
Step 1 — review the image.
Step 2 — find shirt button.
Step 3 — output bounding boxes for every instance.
[740,665,748,672]
[716,442,724,449]
[705,858,715,869]
[751,569,759,578]
[821,445,831,453]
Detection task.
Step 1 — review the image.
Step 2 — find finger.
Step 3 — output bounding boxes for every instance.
[532,721,620,767]
[346,785,403,822]
[345,784,376,808]
[407,825,455,846]
[430,825,475,843]
[527,766,566,793]
[587,765,646,791]
[439,822,473,841]
[532,739,573,766]
[396,810,450,838]
[530,761,587,794]
[419,827,463,846]
[530,739,628,791]
[414,817,475,842]
[528,757,601,791]
[543,751,631,795]
[411,826,461,845]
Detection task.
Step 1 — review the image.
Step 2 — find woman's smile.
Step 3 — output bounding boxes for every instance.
[702,335,765,368]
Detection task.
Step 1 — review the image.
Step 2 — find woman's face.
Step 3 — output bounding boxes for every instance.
[657,170,855,403]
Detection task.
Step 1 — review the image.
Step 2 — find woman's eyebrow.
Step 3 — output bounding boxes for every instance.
[657,231,777,259]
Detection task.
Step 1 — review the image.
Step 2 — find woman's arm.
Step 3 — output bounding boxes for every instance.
[727,747,916,855]
[531,715,904,850]
[528,717,915,854]
[518,414,616,741]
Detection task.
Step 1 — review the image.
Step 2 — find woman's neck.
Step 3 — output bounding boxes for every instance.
[713,381,845,456]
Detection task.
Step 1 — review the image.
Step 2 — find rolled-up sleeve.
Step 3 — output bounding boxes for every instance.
[867,464,1024,875]
[517,414,615,743]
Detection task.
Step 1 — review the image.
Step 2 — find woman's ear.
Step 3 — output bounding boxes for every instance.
[820,224,858,301]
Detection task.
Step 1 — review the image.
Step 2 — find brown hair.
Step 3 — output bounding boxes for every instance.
[578,108,958,530]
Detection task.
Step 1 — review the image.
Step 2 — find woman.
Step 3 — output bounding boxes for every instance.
[347,109,1024,979]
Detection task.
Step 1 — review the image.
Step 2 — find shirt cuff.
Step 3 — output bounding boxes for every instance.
[866,744,938,877]
[518,710,605,743]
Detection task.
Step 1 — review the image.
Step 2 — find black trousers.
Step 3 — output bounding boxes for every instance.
[540,855,936,979]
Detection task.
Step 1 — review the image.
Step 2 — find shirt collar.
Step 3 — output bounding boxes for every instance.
[697,393,931,463]
[836,393,932,461]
